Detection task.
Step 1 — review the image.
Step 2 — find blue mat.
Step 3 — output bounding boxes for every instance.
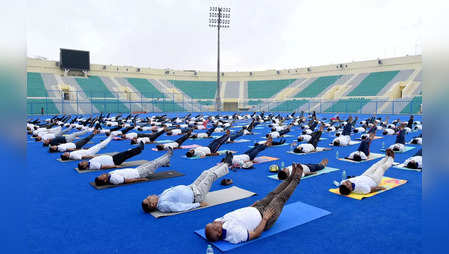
[194,201,331,252]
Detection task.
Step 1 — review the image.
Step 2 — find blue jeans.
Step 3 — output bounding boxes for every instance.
[208,133,229,153]
[244,144,266,160]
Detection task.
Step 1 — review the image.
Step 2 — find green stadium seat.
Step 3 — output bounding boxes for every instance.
[127,78,165,98]
[325,98,370,113]
[27,72,49,97]
[294,75,341,98]
[248,79,296,98]
[170,80,217,99]
[27,98,59,114]
[271,100,308,112]
[348,71,399,96]
[400,96,422,114]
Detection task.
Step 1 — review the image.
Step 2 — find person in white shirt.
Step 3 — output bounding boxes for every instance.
[141,152,233,213]
[205,163,303,244]
[77,142,144,171]
[94,149,173,185]
[185,132,230,158]
[277,159,328,179]
[339,149,395,195]
[403,149,422,170]
[294,126,330,153]
[60,135,114,161]
[155,130,192,151]
[49,130,99,153]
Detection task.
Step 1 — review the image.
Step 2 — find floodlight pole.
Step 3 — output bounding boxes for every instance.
[210,6,230,112]
[216,8,221,112]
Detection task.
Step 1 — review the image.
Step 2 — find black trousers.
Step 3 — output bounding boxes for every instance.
[74,133,95,149]
[175,132,191,146]
[112,146,142,165]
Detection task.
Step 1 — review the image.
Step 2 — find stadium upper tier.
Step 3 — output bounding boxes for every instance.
[26,55,422,114]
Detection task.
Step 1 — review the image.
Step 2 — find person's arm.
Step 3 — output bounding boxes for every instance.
[124,178,148,183]
[81,155,94,159]
[248,208,275,240]
[206,152,219,157]
[303,171,317,176]
[101,165,119,169]
[157,200,200,213]
[370,186,386,193]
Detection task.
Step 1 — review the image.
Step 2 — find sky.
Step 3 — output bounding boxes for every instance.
[26,0,422,71]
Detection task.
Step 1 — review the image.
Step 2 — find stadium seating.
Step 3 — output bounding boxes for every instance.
[271,100,308,112]
[27,72,59,114]
[400,96,422,114]
[347,71,399,96]
[75,76,129,113]
[169,80,217,99]
[127,78,165,98]
[325,98,370,113]
[294,75,341,98]
[248,79,296,99]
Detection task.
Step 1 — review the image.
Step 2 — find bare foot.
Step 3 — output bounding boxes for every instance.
[320,158,329,167]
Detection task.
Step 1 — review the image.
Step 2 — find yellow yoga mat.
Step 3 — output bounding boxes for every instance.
[329,177,407,200]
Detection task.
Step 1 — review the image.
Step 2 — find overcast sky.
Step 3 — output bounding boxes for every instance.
[26,0,422,71]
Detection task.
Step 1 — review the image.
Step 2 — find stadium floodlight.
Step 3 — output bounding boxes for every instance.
[209,6,231,111]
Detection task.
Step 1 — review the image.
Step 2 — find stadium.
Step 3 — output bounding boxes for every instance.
[25,1,422,254]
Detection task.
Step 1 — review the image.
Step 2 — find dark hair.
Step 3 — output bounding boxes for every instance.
[266,134,270,138]
[78,162,87,170]
[278,171,288,180]
[333,140,340,146]
[156,144,164,151]
[383,131,387,135]
[49,147,58,153]
[130,139,137,145]
[293,147,303,153]
[353,154,362,161]
[393,147,400,151]
[43,142,49,147]
[407,161,419,169]
[60,154,69,161]
[361,135,367,140]
[411,139,418,144]
[141,200,152,213]
[95,177,106,186]
[339,184,351,195]
[186,150,195,157]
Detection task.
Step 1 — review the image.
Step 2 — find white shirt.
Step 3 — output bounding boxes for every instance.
[299,134,311,142]
[389,143,405,152]
[196,133,209,138]
[89,155,114,170]
[303,129,313,135]
[42,133,56,141]
[215,207,262,244]
[333,135,350,146]
[345,176,376,194]
[215,128,224,132]
[232,154,250,167]
[171,129,182,135]
[404,156,422,169]
[285,164,311,177]
[111,130,122,136]
[125,133,138,139]
[193,146,211,157]
[355,127,365,133]
[384,128,395,135]
[58,142,76,152]
[69,149,89,160]
[348,151,368,160]
[109,168,140,184]
[269,131,280,138]
[137,137,151,144]
[163,142,179,149]
[297,143,315,153]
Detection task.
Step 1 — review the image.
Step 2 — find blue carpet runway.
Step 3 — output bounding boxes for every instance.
[25,113,422,254]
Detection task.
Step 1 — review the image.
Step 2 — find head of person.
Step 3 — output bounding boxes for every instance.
[293,147,303,153]
[156,144,164,151]
[226,129,231,135]
[392,146,400,152]
[60,152,70,161]
[78,161,89,170]
[297,136,304,142]
[353,153,362,161]
[339,181,353,195]
[121,134,126,139]
[130,138,138,145]
[43,140,50,146]
[186,149,195,157]
[49,146,58,153]
[35,136,42,142]
[95,173,110,186]
[333,140,340,146]
[266,134,271,138]
[383,130,388,135]
[407,161,419,169]
[277,167,290,180]
[205,222,223,242]
[411,139,418,144]
[141,195,159,213]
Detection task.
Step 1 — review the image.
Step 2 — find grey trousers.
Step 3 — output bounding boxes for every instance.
[136,149,173,177]
[189,163,230,203]
[65,129,88,142]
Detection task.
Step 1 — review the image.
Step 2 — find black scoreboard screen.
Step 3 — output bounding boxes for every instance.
[60,48,90,71]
